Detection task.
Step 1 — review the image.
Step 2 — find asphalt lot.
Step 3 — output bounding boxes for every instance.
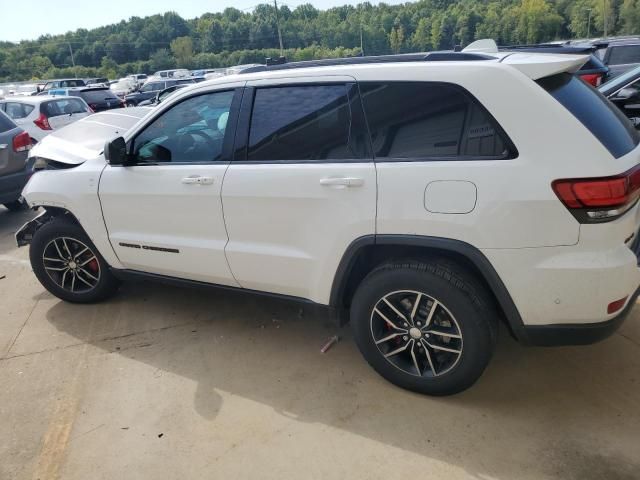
[1,205,640,480]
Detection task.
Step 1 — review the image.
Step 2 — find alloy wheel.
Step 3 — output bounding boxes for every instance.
[370,290,463,377]
[42,237,101,293]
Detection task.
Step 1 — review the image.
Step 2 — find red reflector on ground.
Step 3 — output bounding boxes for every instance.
[607,296,628,314]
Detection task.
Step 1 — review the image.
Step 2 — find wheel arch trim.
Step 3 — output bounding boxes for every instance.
[330,234,526,340]
[15,207,81,247]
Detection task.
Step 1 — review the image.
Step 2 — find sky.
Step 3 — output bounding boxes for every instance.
[1,0,403,42]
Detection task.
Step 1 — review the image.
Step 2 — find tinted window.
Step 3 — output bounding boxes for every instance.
[59,79,85,87]
[0,110,17,133]
[538,73,639,158]
[608,45,640,66]
[79,89,118,103]
[4,102,34,119]
[360,82,514,159]
[141,82,162,92]
[132,90,234,164]
[247,84,370,161]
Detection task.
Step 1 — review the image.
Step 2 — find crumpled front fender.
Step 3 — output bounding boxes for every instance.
[15,209,53,247]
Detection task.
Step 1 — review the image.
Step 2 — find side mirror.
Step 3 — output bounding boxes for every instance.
[104,136,128,165]
[612,87,640,102]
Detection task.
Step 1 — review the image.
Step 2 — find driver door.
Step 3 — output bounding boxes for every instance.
[98,86,243,286]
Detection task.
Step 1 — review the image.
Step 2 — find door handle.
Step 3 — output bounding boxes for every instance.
[319,177,364,187]
[181,175,214,185]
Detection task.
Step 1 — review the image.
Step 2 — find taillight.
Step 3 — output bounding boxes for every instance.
[12,131,31,152]
[580,73,603,87]
[552,165,640,222]
[33,113,51,130]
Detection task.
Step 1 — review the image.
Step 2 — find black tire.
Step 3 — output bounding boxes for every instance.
[3,200,26,212]
[29,217,119,303]
[350,260,498,396]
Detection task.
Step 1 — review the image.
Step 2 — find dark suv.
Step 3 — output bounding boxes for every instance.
[124,79,195,106]
[593,38,640,78]
[50,87,123,112]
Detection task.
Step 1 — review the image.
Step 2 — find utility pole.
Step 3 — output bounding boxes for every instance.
[360,24,364,56]
[587,9,592,38]
[603,0,608,37]
[68,42,77,78]
[274,0,284,56]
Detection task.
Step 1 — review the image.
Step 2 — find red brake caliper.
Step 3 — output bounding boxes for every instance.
[87,258,99,273]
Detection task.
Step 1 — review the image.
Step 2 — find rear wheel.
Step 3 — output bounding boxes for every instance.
[350,260,497,396]
[30,217,119,303]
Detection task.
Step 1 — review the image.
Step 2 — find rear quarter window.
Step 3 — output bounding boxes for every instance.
[360,81,517,160]
[537,73,640,158]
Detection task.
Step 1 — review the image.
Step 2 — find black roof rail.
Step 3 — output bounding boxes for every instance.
[239,51,495,74]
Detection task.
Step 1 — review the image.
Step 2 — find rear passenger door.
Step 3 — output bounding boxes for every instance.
[222,78,376,303]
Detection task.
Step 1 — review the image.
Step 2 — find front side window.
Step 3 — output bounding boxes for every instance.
[131,90,235,164]
[247,84,370,161]
[360,82,515,160]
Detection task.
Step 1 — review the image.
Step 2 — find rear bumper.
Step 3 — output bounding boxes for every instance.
[516,285,640,346]
[0,158,34,204]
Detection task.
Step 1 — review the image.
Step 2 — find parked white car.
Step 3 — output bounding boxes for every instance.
[146,69,190,82]
[110,78,137,99]
[15,41,640,395]
[0,95,92,143]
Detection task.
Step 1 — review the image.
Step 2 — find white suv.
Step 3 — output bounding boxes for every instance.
[16,42,640,395]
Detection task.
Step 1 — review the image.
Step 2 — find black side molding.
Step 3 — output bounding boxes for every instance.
[518,286,640,346]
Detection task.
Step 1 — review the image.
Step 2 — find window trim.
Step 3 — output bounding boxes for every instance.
[121,88,243,167]
[232,82,373,164]
[358,80,519,162]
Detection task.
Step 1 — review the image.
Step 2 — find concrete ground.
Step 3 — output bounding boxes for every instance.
[1,206,640,480]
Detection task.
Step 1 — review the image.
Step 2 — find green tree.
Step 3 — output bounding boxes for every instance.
[149,49,175,72]
[170,36,194,67]
[389,25,405,53]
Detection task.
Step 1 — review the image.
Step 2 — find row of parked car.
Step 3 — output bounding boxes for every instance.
[1,40,639,215]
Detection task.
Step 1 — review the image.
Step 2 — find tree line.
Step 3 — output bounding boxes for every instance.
[1,0,639,82]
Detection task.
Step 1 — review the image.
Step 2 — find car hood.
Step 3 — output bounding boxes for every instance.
[29,107,152,165]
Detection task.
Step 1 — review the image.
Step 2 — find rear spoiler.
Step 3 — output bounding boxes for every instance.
[463,39,590,80]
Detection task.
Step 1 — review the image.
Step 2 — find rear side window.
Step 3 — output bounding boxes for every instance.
[0,110,17,133]
[4,102,34,119]
[608,45,640,66]
[42,99,88,117]
[247,84,370,161]
[537,73,639,158]
[360,82,515,160]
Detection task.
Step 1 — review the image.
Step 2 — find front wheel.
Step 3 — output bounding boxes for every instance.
[29,217,119,303]
[350,260,497,396]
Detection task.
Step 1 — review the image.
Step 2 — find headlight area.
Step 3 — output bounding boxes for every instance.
[31,156,81,171]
